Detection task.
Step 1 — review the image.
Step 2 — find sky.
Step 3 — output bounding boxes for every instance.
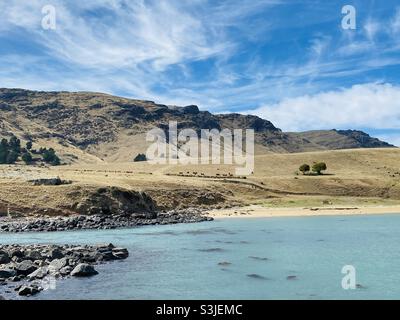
[0,0,399,145]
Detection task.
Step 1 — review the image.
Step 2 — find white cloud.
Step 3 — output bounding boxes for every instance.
[0,0,400,136]
[0,0,279,71]
[391,7,400,34]
[248,83,400,132]
[363,19,380,42]
[0,0,229,70]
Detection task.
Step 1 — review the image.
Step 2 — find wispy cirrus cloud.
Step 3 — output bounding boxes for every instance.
[0,0,400,145]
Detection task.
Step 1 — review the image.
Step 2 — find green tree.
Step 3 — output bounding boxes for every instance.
[0,149,7,164]
[26,141,33,150]
[133,153,147,162]
[312,162,327,175]
[9,135,20,153]
[22,153,33,164]
[1,138,8,148]
[6,150,18,164]
[42,148,60,165]
[299,164,310,175]
[0,138,9,164]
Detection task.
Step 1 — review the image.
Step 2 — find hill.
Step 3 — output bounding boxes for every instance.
[0,88,394,164]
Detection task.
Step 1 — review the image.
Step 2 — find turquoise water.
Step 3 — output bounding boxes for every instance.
[1,214,400,300]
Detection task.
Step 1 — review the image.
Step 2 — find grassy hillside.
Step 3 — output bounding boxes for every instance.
[1,148,399,217]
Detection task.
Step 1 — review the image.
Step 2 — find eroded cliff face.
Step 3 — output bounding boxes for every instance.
[69,186,158,217]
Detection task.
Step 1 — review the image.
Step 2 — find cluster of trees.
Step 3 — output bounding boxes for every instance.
[0,136,23,164]
[0,135,60,165]
[299,162,327,175]
[133,153,147,162]
[38,147,61,166]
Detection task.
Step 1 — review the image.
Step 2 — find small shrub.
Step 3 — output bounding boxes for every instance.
[312,162,327,175]
[299,164,310,175]
[42,148,61,166]
[133,153,147,162]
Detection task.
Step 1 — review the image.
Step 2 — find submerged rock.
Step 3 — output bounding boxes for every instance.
[218,262,232,266]
[247,274,269,280]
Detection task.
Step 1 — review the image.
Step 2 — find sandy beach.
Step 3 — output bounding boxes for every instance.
[208,204,400,219]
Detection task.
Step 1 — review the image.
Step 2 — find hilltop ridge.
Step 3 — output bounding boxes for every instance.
[0,88,394,163]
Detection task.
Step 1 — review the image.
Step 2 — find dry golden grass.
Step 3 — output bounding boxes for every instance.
[0,148,399,216]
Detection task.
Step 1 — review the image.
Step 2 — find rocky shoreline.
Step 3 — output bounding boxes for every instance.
[0,209,213,233]
[0,243,129,299]
[0,209,213,299]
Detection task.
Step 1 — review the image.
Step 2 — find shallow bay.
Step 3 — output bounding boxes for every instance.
[1,214,400,300]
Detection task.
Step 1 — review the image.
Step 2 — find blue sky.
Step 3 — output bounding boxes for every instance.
[0,0,400,145]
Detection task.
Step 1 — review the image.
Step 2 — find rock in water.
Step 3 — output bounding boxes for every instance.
[0,269,16,278]
[71,264,98,277]
[112,248,129,259]
[48,258,68,272]
[15,260,37,276]
[59,266,72,276]
[0,243,128,296]
[18,285,40,296]
[28,267,48,280]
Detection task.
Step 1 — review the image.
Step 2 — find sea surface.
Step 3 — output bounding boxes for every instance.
[1,214,400,300]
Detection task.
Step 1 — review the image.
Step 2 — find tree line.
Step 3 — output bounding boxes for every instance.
[0,135,60,165]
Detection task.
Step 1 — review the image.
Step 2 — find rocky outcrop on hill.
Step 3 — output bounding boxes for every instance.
[288,130,394,150]
[70,186,157,216]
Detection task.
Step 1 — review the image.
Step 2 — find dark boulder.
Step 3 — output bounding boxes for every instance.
[16,260,37,276]
[0,251,10,264]
[18,285,40,296]
[25,250,43,261]
[0,269,16,278]
[49,248,64,259]
[112,248,129,260]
